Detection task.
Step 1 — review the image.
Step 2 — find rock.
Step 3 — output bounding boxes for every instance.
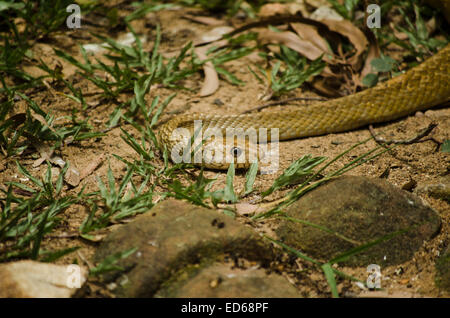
[0,261,87,298]
[416,176,450,202]
[435,245,450,292]
[93,199,275,297]
[276,176,441,266]
[155,262,301,298]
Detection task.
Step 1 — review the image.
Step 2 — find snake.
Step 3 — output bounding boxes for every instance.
[158,9,450,171]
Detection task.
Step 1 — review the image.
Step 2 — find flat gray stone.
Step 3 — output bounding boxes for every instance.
[276,176,441,266]
[93,199,275,297]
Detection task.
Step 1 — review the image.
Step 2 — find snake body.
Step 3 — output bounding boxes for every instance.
[159,43,450,170]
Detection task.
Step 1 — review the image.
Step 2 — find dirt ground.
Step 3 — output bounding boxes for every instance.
[1,5,449,297]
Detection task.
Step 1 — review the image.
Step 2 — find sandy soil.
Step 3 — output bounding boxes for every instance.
[1,6,449,297]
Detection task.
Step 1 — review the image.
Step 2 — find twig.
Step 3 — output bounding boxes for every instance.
[242,97,327,114]
[369,122,438,145]
[77,250,95,270]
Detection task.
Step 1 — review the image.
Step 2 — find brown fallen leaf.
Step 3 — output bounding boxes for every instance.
[32,142,54,167]
[290,22,333,57]
[48,156,81,187]
[6,113,26,129]
[390,22,409,41]
[194,26,234,46]
[64,164,81,187]
[259,3,291,17]
[258,30,326,61]
[195,45,220,97]
[259,2,308,17]
[191,26,236,96]
[183,14,225,26]
[307,0,334,9]
[30,112,57,134]
[312,77,342,97]
[358,31,381,86]
[310,5,343,21]
[318,19,368,68]
[426,16,437,35]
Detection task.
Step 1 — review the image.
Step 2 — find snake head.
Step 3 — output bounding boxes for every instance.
[201,135,261,170]
[165,123,279,172]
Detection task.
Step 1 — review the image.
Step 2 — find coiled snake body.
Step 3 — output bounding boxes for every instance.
[159,39,450,170]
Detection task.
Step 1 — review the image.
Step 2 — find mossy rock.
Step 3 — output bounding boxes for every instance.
[435,245,450,292]
[276,176,441,267]
[93,199,275,297]
[155,262,301,298]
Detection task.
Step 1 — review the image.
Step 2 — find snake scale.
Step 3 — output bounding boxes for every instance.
[159,9,450,170]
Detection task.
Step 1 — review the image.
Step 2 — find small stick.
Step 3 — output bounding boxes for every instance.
[369,122,438,145]
[242,97,327,114]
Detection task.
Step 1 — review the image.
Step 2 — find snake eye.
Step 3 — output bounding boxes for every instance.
[230,147,242,157]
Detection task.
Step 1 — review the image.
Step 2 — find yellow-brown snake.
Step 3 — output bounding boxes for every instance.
[159,8,450,170]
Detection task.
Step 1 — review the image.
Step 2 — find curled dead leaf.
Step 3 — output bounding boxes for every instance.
[312,77,342,97]
[64,165,81,187]
[310,6,343,21]
[259,3,291,17]
[32,142,54,168]
[31,112,57,133]
[290,22,333,56]
[358,32,381,86]
[319,19,368,68]
[258,30,326,61]
[196,26,234,45]
[195,46,220,97]
[183,14,225,26]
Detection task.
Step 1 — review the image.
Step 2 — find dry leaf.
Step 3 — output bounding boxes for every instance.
[306,0,333,9]
[31,112,57,133]
[258,2,309,17]
[290,22,333,56]
[390,22,408,41]
[64,164,81,187]
[426,17,436,35]
[310,6,343,21]
[48,155,81,187]
[183,14,225,26]
[259,3,290,17]
[50,156,65,167]
[358,32,381,86]
[312,77,342,97]
[318,19,368,67]
[195,45,220,97]
[32,142,54,167]
[258,30,326,61]
[196,26,234,45]
[246,50,266,63]
[193,26,230,97]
